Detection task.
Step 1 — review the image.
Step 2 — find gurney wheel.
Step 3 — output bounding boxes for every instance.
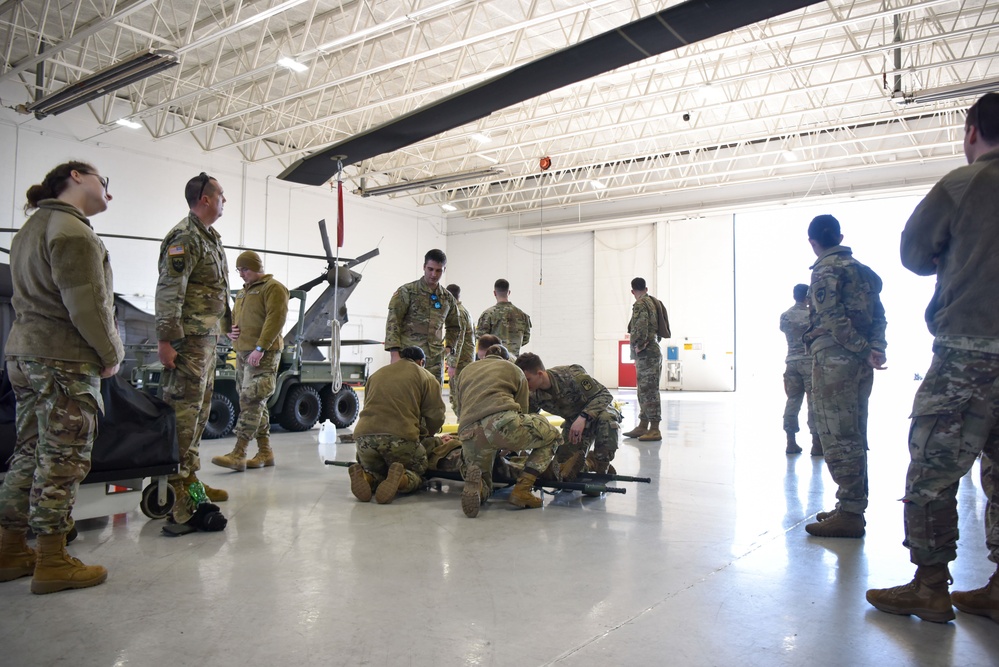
[140,483,176,520]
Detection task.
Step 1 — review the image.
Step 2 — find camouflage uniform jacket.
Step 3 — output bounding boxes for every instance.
[354,358,446,441]
[804,245,887,357]
[780,302,811,362]
[475,302,532,355]
[5,199,124,369]
[232,274,289,352]
[528,364,619,423]
[453,355,529,429]
[450,301,475,371]
[628,293,658,353]
[155,212,231,341]
[901,147,999,348]
[384,277,462,356]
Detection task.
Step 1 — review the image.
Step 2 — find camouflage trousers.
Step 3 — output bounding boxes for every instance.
[403,335,445,385]
[356,434,428,493]
[234,350,279,441]
[458,410,562,495]
[0,358,101,536]
[160,335,217,522]
[555,410,622,472]
[811,346,873,514]
[783,358,816,435]
[903,346,999,566]
[634,344,662,421]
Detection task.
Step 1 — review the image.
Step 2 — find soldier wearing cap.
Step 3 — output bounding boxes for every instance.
[154,172,232,531]
[212,250,289,471]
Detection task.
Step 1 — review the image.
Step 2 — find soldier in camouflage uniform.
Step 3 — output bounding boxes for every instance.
[445,283,475,418]
[515,352,622,478]
[453,344,562,518]
[0,161,123,594]
[349,347,446,504]
[802,215,887,539]
[868,93,999,624]
[384,249,463,384]
[475,278,532,357]
[212,250,289,472]
[155,172,231,532]
[780,283,820,455]
[624,277,663,441]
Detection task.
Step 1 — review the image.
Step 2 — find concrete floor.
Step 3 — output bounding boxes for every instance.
[2,380,998,667]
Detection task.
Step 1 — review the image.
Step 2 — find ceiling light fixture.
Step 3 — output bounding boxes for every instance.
[893,76,999,105]
[471,133,492,144]
[589,179,607,189]
[356,167,502,197]
[278,57,308,72]
[115,118,142,129]
[23,48,178,118]
[781,149,800,162]
[441,203,457,212]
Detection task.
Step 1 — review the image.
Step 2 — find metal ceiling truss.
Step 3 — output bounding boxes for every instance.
[1,0,996,223]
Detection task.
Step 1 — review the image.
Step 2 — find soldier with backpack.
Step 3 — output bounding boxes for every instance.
[624,277,669,442]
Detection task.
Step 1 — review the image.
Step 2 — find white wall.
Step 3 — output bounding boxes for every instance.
[0,114,445,374]
[447,225,595,369]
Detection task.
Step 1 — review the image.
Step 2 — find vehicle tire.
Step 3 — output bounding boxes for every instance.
[279,384,322,432]
[140,482,176,520]
[204,392,236,439]
[321,385,360,428]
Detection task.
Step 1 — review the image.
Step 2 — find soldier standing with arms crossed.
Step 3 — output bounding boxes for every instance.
[155,172,231,533]
[212,250,289,471]
[867,93,999,624]
[0,161,123,593]
[384,249,463,384]
[624,277,663,442]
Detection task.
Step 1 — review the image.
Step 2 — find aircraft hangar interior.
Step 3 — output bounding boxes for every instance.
[1,1,998,665]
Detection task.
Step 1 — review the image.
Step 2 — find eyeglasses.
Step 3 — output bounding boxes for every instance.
[430,293,442,310]
[80,171,109,194]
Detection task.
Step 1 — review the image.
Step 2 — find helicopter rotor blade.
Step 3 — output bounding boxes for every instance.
[318,219,335,264]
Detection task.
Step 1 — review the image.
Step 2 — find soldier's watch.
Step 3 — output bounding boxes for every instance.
[255,346,263,352]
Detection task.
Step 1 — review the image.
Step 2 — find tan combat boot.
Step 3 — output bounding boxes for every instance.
[951,567,999,624]
[623,420,649,438]
[461,464,484,518]
[508,472,542,509]
[246,436,275,468]
[785,432,802,454]
[638,420,662,441]
[585,452,611,475]
[31,533,107,595]
[815,507,837,522]
[810,433,823,457]
[348,464,375,502]
[558,451,584,480]
[805,510,865,538]
[866,564,955,623]
[0,527,35,582]
[375,462,406,504]
[211,438,249,471]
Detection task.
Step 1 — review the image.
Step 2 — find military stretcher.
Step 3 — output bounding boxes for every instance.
[324,459,650,496]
